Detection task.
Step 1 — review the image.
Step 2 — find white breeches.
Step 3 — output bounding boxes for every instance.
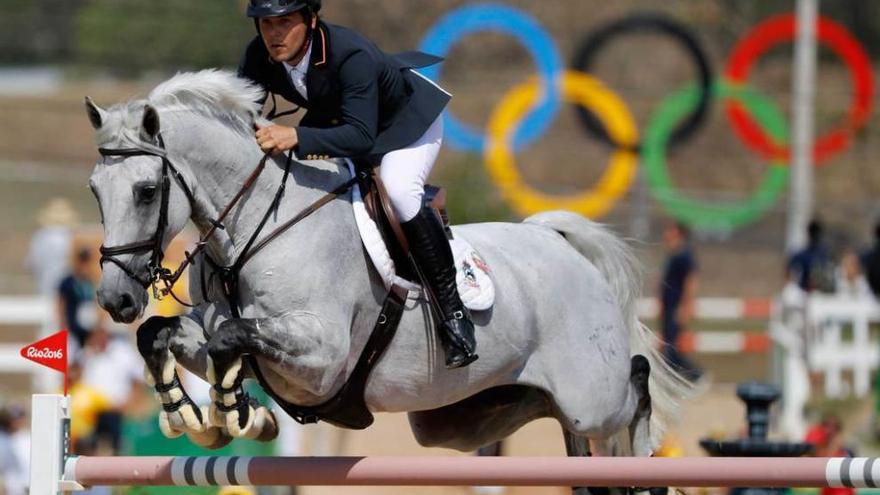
[379,115,444,222]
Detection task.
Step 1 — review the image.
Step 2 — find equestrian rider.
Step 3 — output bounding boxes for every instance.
[237,0,477,368]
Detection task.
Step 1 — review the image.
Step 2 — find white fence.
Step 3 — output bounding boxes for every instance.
[772,285,880,439]
[0,296,50,373]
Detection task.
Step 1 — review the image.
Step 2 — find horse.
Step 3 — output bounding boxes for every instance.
[85,69,690,492]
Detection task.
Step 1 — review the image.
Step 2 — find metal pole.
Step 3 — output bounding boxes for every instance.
[629,164,651,240]
[786,0,819,251]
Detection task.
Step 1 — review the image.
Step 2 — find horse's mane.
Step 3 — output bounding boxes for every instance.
[97,69,265,146]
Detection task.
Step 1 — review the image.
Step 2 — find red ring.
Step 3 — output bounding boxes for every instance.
[725,13,874,166]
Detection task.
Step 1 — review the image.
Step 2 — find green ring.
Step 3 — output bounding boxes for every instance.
[643,82,789,232]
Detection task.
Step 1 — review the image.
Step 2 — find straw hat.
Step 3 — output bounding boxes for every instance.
[37,197,79,227]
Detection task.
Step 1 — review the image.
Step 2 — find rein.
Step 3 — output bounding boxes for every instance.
[99,127,406,429]
[97,137,358,309]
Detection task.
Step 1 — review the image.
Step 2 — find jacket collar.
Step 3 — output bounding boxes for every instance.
[309,22,329,68]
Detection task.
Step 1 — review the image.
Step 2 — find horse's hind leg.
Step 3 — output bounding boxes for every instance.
[563,431,610,495]
[205,318,278,441]
[628,354,653,457]
[136,315,231,449]
[628,355,669,495]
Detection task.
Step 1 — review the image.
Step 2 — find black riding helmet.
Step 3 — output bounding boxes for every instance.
[246,0,321,18]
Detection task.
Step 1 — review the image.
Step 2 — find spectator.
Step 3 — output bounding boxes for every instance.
[57,246,100,351]
[0,405,30,495]
[861,221,880,297]
[26,197,77,297]
[659,221,702,382]
[68,357,110,449]
[835,248,871,299]
[787,220,835,293]
[79,327,145,455]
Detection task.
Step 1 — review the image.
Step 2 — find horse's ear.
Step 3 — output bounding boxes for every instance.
[140,104,161,142]
[84,96,107,130]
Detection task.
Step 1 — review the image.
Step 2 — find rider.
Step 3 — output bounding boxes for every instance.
[237,0,477,368]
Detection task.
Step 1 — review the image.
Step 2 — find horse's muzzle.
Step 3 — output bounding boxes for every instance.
[96,286,145,324]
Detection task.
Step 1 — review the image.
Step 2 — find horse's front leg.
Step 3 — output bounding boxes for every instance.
[136,314,231,449]
[207,312,345,440]
[205,317,279,440]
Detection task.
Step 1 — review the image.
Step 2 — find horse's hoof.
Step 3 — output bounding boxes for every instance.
[246,406,279,442]
[225,403,255,438]
[158,400,207,439]
[187,424,233,450]
[158,410,185,439]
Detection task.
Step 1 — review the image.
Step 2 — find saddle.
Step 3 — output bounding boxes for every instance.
[349,158,495,310]
[354,159,451,283]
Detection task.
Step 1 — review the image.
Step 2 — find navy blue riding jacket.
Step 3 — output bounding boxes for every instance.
[238,21,451,160]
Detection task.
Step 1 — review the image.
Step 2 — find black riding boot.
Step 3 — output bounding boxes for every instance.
[402,208,478,369]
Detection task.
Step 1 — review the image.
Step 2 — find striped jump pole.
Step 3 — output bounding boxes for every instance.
[63,455,880,489]
[30,395,880,493]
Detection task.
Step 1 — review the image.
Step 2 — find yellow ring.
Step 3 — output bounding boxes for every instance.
[484,71,639,218]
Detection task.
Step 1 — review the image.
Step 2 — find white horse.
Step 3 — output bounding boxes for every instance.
[86,70,689,492]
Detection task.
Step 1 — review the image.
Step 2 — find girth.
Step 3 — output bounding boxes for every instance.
[246,284,407,429]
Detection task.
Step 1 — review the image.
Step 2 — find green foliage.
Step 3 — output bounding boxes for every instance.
[433,153,516,225]
[73,0,253,76]
[0,0,82,64]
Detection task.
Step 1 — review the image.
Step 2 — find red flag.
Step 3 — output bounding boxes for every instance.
[21,330,68,394]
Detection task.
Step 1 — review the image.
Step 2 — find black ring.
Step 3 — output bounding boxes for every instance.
[571,13,714,151]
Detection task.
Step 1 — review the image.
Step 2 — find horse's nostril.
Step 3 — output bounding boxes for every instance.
[119,293,135,312]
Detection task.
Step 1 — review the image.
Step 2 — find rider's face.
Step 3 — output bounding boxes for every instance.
[259,12,311,63]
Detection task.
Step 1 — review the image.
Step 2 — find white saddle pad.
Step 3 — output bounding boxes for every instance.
[346,161,495,311]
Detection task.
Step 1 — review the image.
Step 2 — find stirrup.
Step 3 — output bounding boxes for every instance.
[441,312,478,369]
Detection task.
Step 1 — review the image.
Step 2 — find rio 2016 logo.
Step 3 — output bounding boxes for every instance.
[25,347,64,360]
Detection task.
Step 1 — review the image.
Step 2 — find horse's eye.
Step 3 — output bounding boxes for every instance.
[136,184,158,204]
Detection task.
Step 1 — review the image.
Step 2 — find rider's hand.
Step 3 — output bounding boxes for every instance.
[255,124,299,156]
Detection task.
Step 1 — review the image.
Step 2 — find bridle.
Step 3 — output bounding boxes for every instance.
[97,135,198,296]
[97,134,359,311]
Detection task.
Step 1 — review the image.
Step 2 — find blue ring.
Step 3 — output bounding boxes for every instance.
[419,3,563,153]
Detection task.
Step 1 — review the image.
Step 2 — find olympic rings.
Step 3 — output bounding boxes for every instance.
[643,83,790,232]
[571,13,713,151]
[417,5,874,231]
[485,71,638,219]
[419,4,563,153]
[725,13,875,166]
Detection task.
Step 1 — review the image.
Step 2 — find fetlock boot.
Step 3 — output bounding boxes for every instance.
[401,208,478,368]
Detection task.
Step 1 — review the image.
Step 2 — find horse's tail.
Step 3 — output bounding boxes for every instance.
[523,211,693,449]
